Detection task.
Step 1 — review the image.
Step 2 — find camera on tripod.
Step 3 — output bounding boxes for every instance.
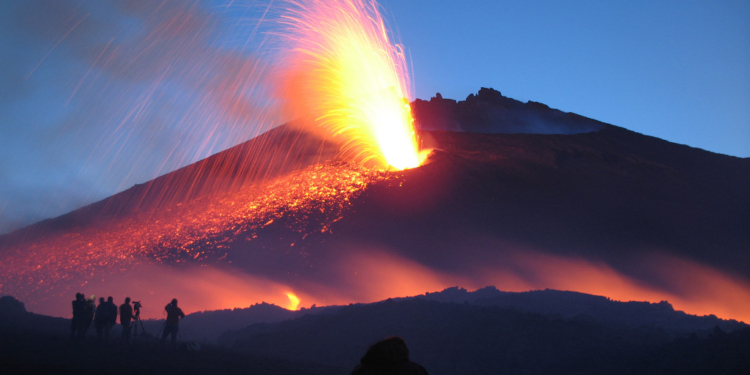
[133,301,142,317]
[131,300,147,338]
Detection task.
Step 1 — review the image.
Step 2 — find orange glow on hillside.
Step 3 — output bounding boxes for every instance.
[279,0,422,170]
[314,246,750,324]
[472,248,750,323]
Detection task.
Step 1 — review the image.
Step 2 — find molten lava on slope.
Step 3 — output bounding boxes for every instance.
[2,120,749,323]
[0,157,400,317]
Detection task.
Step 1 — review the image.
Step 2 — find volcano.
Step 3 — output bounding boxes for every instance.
[1,88,748,322]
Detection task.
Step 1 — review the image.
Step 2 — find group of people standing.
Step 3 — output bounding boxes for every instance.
[70,294,136,343]
[70,293,184,345]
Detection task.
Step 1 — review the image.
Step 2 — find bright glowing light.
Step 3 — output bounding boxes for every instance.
[286,292,301,310]
[280,0,422,170]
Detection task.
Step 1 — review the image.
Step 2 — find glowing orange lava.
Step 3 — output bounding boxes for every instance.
[279,0,423,170]
[285,292,301,311]
[0,161,395,317]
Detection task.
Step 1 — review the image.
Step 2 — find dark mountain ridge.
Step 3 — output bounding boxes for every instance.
[416,286,745,332]
[178,285,748,343]
[147,286,750,344]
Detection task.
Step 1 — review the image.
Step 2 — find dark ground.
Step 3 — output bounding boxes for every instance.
[221,298,750,375]
[0,328,347,375]
[2,292,749,375]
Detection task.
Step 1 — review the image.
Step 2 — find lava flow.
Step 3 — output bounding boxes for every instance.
[0,160,397,317]
[278,0,424,170]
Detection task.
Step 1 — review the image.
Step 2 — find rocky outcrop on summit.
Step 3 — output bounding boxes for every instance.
[411,87,606,134]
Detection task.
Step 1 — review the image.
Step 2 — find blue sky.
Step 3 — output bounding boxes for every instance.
[1,0,748,234]
[384,0,750,156]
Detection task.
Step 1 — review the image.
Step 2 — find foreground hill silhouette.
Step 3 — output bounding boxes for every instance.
[216,295,750,375]
[0,87,748,323]
[2,290,749,375]
[0,296,345,375]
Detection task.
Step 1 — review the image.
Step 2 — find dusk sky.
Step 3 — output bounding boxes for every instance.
[1,0,748,234]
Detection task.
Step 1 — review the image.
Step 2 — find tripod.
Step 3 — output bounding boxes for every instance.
[132,301,147,338]
[133,314,147,338]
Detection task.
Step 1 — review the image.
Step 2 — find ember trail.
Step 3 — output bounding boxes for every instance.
[0,0,426,316]
[279,0,425,170]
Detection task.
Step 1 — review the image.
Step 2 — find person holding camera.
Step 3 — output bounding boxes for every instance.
[161,298,185,346]
[119,297,134,343]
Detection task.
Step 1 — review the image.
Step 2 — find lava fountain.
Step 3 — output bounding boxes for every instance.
[278,0,424,170]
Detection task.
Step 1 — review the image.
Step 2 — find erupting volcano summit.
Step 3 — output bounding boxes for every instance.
[0,1,748,327]
[1,88,749,323]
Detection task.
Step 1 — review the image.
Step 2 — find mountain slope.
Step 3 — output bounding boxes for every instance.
[1,88,747,322]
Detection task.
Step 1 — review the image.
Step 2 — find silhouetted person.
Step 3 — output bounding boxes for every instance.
[70,293,86,340]
[94,296,118,344]
[94,297,107,343]
[161,298,185,346]
[351,336,429,375]
[106,296,117,322]
[82,296,95,338]
[119,297,134,343]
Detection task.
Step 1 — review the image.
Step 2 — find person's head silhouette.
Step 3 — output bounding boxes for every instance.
[352,336,428,374]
